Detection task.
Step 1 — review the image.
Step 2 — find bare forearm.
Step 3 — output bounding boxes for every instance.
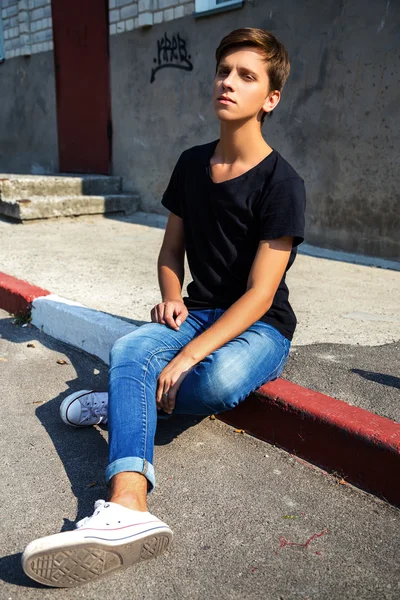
[157,250,184,302]
[180,288,273,364]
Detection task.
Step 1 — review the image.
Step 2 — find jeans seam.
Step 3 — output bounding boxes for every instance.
[142,345,184,455]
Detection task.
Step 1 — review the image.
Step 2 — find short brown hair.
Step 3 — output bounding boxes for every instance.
[215,28,290,126]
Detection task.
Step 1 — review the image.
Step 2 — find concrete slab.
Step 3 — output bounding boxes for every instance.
[0,212,398,347]
[0,173,140,220]
[0,173,123,198]
[1,309,399,599]
[0,194,140,221]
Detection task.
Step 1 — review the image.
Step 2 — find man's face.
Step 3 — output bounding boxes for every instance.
[212,46,279,124]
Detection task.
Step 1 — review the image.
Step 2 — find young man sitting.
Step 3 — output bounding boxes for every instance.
[22,27,306,587]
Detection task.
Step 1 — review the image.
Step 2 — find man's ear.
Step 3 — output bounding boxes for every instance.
[263,90,280,114]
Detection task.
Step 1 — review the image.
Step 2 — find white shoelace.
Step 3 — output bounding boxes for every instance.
[80,393,108,425]
[75,499,109,529]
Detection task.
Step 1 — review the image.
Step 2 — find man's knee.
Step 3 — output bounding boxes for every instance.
[109,325,159,364]
[183,360,241,412]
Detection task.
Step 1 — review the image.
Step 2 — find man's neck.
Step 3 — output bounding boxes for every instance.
[215,121,272,165]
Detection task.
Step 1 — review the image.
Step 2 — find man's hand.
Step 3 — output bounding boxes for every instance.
[156,353,196,414]
[150,300,188,331]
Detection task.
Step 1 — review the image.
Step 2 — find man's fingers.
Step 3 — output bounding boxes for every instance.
[156,306,166,324]
[156,380,175,413]
[151,302,188,328]
[160,392,171,412]
[156,379,165,404]
[164,304,179,329]
[166,392,176,413]
[156,378,170,410]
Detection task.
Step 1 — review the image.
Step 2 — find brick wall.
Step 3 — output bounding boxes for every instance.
[1,0,53,59]
[109,0,194,34]
[0,0,196,60]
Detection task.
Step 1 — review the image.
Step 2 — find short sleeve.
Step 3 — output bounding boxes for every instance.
[258,177,306,247]
[160,151,186,218]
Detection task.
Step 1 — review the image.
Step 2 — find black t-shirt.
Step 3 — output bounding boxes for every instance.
[161,138,306,341]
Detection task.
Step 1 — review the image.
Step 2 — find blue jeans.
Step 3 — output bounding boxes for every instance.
[105,308,291,493]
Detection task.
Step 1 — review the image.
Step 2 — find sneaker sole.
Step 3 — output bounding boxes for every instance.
[22,529,172,587]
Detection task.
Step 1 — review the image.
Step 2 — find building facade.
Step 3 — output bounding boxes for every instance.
[0,0,399,260]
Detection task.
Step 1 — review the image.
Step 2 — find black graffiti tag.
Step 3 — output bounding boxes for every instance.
[151,32,193,83]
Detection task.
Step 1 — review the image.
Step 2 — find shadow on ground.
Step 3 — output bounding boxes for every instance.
[0,314,204,539]
[351,368,400,390]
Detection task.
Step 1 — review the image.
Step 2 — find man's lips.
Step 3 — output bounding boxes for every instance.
[218,96,235,103]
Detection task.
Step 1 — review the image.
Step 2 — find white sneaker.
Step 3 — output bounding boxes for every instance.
[22,499,173,587]
[60,390,108,427]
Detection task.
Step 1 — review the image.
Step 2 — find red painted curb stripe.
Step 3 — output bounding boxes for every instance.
[217,378,400,506]
[261,379,400,447]
[0,271,51,316]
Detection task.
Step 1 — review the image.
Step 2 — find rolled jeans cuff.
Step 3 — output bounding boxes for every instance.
[105,457,156,494]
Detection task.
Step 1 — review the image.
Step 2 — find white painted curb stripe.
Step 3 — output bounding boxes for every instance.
[31,294,138,364]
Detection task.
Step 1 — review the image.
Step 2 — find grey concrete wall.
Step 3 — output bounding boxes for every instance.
[110,0,399,260]
[0,51,58,174]
[0,0,398,260]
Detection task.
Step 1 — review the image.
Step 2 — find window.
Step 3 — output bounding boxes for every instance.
[194,0,244,18]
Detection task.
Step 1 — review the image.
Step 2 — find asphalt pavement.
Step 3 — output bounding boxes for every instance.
[283,341,400,422]
[1,308,399,599]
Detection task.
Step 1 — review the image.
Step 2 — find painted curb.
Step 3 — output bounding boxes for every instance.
[0,271,50,317]
[218,379,400,506]
[31,294,138,364]
[1,271,399,505]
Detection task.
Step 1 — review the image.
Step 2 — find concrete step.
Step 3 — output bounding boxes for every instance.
[0,193,140,221]
[0,173,122,199]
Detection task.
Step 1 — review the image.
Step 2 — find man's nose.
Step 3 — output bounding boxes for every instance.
[222,73,235,88]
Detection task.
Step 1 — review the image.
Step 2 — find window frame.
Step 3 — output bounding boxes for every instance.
[194,0,244,18]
